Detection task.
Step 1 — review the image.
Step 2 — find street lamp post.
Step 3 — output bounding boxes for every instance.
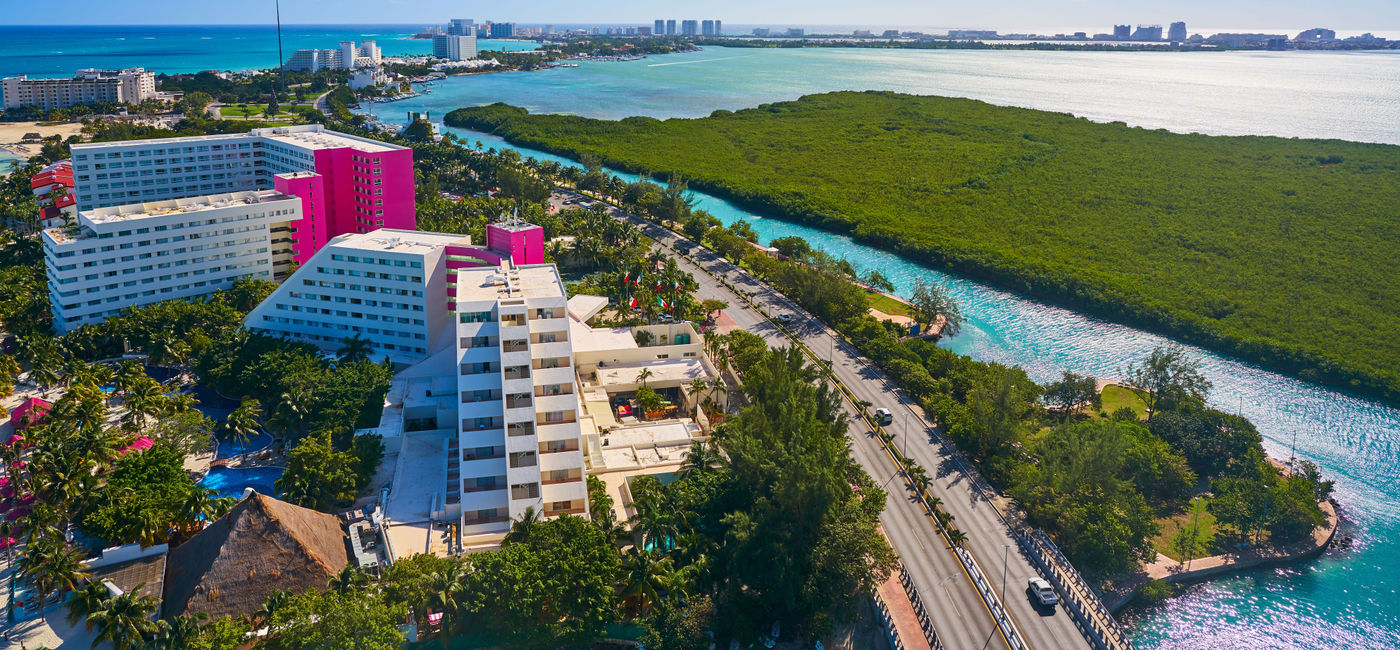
[1002,544,1012,599]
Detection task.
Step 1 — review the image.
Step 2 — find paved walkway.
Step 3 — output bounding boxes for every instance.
[1107,498,1339,610]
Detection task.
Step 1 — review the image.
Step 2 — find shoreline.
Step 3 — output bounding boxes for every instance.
[1106,470,1341,613]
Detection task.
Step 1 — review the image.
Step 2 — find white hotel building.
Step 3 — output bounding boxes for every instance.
[43,190,303,332]
[243,229,458,367]
[248,227,586,548]
[451,261,587,537]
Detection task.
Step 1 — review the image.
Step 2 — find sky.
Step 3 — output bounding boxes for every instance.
[6,0,1398,32]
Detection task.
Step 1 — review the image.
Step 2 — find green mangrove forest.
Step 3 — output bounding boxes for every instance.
[446,91,1400,404]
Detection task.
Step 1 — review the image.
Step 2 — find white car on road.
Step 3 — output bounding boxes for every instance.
[1028,577,1059,607]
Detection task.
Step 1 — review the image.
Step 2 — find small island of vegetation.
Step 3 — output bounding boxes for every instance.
[445,91,1400,406]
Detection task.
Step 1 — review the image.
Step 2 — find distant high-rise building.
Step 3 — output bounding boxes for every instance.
[655,19,665,35]
[785,28,805,37]
[882,29,901,38]
[489,22,516,38]
[715,20,722,36]
[1131,25,1163,41]
[639,26,652,36]
[702,20,715,36]
[666,19,677,36]
[1113,24,1131,40]
[448,19,474,36]
[434,35,478,61]
[544,25,555,35]
[1168,21,1187,41]
[2,68,155,111]
[1295,27,1337,42]
[681,20,698,36]
[752,28,770,36]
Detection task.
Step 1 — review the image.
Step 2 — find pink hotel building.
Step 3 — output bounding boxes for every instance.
[68,125,415,268]
[45,126,416,332]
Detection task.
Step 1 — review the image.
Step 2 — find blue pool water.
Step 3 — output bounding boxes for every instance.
[215,431,272,460]
[200,466,283,501]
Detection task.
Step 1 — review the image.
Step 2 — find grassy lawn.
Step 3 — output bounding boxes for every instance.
[219,105,314,119]
[1098,384,1147,419]
[866,291,912,318]
[1151,497,1218,561]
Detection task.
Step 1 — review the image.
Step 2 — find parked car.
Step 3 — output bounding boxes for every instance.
[776,313,795,324]
[1028,577,1059,607]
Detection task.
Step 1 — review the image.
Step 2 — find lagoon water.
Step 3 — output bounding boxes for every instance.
[374,46,1400,648]
[389,45,1400,144]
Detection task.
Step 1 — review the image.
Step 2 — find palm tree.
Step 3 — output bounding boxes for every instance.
[708,378,728,413]
[29,359,60,393]
[635,367,653,386]
[267,387,311,448]
[679,440,720,478]
[147,336,189,370]
[176,486,234,537]
[946,528,968,549]
[253,589,291,629]
[152,613,207,650]
[0,354,20,398]
[336,334,372,363]
[87,582,161,650]
[19,539,91,622]
[426,563,466,648]
[120,377,163,433]
[503,506,542,545]
[327,564,370,594]
[687,377,708,418]
[114,360,146,394]
[65,579,112,628]
[907,464,931,496]
[219,397,263,461]
[620,549,670,617]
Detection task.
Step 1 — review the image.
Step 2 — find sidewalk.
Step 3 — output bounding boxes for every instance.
[875,569,933,650]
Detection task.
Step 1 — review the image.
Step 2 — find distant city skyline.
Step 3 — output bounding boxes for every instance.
[6,0,1399,31]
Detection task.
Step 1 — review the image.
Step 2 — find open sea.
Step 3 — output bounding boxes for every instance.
[0,25,535,78]
[5,25,1400,649]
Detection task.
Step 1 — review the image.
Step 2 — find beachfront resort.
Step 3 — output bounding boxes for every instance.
[3,125,735,645]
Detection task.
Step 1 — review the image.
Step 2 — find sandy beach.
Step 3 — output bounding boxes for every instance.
[0,120,84,147]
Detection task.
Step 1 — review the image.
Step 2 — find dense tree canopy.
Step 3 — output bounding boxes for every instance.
[448,91,1400,406]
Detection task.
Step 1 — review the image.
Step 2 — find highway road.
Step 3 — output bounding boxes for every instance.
[552,191,1100,649]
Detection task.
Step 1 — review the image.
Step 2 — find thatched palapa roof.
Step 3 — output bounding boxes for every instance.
[162,492,349,620]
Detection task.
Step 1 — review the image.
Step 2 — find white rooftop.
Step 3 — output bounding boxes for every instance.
[258,126,401,154]
[569,318,637,354]
[593,358,713,388]
[456,263,566,301]
[567,294,609,322]
[69,125,406,155]
[329,229,469,254]
[77,189,297,226]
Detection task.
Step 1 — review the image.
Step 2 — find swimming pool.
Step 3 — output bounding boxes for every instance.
[199,466,284,500]
[215,431,272,459]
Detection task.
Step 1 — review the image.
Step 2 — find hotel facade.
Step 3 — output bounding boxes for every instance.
[46,125,415,332]
[247,222,587,547]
